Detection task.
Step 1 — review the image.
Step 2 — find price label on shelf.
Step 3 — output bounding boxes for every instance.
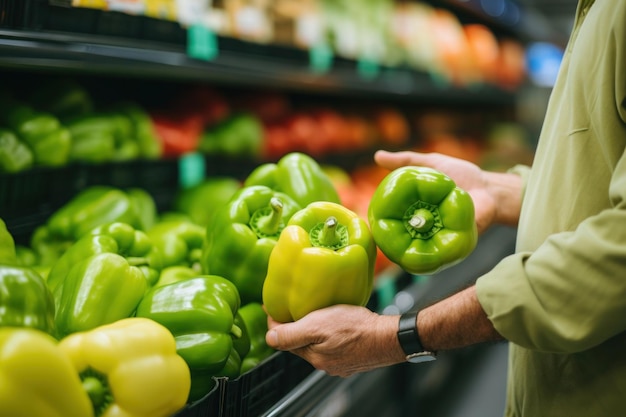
[309,42,334,74]
[178,152,206,189]
[187,24,219,61]
[357,56,380,80]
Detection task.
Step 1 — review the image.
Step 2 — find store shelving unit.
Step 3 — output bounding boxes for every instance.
[1,1,534,415]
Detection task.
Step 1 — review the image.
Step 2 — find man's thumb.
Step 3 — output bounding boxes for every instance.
[265,324,307,350]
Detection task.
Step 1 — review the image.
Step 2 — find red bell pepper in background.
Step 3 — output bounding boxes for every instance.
[151,112,204,157]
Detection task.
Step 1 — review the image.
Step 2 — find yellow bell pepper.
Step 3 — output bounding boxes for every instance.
[263,201,376,322]
[0,327,94,417]
[58,317,191,417]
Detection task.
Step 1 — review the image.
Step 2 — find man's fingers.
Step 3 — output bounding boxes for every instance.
[265,323,310,351]
[374,150,436,170]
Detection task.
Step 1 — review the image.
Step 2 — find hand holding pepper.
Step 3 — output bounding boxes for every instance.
[265,304,405,378]
[374,150,523,234]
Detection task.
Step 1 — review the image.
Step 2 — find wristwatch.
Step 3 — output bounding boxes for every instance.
[397,311,437,363]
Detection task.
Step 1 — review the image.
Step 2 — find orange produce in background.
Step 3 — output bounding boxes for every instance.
[464,24,500,84]
[497,39,527,90]
[373,108,410,147]
[431,9,476,85]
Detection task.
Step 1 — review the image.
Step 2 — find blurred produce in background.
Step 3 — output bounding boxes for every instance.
[69,0,527,90]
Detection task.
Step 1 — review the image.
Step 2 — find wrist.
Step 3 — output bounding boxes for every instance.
[484,171,523,226]
[397,311,437,363]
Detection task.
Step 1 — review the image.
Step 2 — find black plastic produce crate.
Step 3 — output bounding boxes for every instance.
[221,352,314,417]
[0,159,180,244]
[173,352,315,417]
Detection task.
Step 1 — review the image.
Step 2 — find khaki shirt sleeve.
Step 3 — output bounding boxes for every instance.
[476,3,626,354]
[477,123,626,354]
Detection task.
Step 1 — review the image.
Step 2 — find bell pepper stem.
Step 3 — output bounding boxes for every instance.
[403,202,442,240]
[309,216,349,250]
[231,323,243,339]
[250,197,284,238]
[319,217,340,246]
[408,208,434,232]
[125,256,150,267]
[80,368,114,417]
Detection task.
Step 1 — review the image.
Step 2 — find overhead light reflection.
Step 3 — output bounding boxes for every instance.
[481,0,505,17]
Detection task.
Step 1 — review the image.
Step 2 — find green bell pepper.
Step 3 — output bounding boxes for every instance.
[31,186,156,265]
[154,265,197,288]
[135,275,242,402]
[65,111,140,163]
[199,113,263,158]
[0,265,56,334]
[29,79,94,121]
[0,128,34,173]
[127,187,158,231]
[367,166,478,275]
[0,219,55,334]
[244,152,341,207]
[5,104,72,167]
[147,219,206,270]
[0,218,17,265]
[113,102,163,159]
[173,177,242,228]
[239,302,274,374]
[47,222,162,338]
[200,185,302,304]
[46,186,142,240]
[262,201,376,323]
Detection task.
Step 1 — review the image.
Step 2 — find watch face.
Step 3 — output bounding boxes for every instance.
[406,352,437,363]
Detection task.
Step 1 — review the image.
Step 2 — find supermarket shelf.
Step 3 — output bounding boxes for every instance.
[440,0,569,45]
[0,29,515,106]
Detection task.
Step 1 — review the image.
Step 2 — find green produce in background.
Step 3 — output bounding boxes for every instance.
[0,128,34,173]
[65,111,139,163]
[136,275,243,402]
[48,222,162,338]
[0,218,56,334]
[231,311,251,368]
[153,265,198,288]
[147,219,205,270]
[198,113,263,158]
[113,102,163,159]
[31,186,157,265]
[4,104,71,167]
[238,302,275,374]
[0,265,56,335]
[368,166,477,275]
[127,187,158,231]
[263,201,376,323]
[201,185,301,304]
[29,78,94,121]
[173,177,242,228]
[0,218,17,265]
[244,152,341,207]
[0,327,95,417]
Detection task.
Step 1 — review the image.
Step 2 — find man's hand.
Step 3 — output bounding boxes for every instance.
[374,150,522,233]
[265,305,405,377]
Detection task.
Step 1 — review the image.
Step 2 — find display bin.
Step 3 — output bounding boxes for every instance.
[0,165,85,243]
[171,352,315,417]
[221,352,315,417]
[0,158,181,243]
[174,380,222,417]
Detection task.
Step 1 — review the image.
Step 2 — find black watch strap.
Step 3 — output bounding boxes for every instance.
[397,311,425,356]
[397,311,437,363]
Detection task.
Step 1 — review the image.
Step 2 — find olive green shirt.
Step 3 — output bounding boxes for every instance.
[475,1,626,416]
